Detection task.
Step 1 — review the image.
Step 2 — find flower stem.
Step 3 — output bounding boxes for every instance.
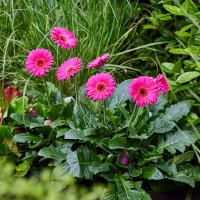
[103,101,107,125]
[126,104,137,135]
[74,75,89,125]
[44,78,51,107]
[74,75,79,103]
[59,81,64,104]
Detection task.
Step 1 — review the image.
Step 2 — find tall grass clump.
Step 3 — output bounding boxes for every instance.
[0,0,140,94]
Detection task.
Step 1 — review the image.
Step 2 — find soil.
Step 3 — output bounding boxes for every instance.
[149,182,200,200]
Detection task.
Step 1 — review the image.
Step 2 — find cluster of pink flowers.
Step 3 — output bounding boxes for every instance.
[128,74,169,107]
[25,27,110,80]
[85,73,169,107]
[25,26,169,107]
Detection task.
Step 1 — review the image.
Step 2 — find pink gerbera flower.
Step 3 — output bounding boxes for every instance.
[50,27,77,49]
[128,76,159,107]
[155,74,169,94]
[56,57,82,81]
[86,73,116,101]
[87,53,110,69]
[25,48,54,77]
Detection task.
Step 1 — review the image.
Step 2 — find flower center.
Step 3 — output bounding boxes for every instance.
[96,82,106,92]
[59,35,67,42]
[36,59,45,68]
[138,87,148,97]
[66,66,74,74]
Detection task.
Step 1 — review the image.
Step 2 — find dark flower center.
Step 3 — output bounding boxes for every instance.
[59,35,67,42]
[138,87,148,97]
[36,59,45,68]
[96,83,106,92]
[66,66,74,74]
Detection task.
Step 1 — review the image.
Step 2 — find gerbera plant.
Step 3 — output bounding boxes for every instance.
[5,25,200,200]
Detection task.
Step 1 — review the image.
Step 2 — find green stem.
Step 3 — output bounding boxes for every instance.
[74,75,79,103]
[187,88,200,103]
[103,101,107,125]
[74,75,89,125]
[192,144,200,165]
[59,81,64,104]
[191,123,200,140]
[126,104,137,135]
[44,78,51,107]
[132,107,142,128]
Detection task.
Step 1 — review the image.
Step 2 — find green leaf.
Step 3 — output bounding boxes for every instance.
[64,146,109,179]
[100,182,118,200]
[187,46,200,55]
[0,125,13,142]
[115,175,151,200]
[15,161,30,177]
[0,125,13,154]
[47,104,64,120]
[163,5,184,16]
[179,24,195,32]
[172,151,194,164]
[157,13,172,21]
[143,24,157,29]
[109,135,128,149]
[83,128,96,136]
[38,145,67,161]
[157,130,198,154]
[149,114,174,134]
[177,71,200,83]
[167,173,195,188]
[173,61,182,73]
[142,166,164,180]
[10,113,38,127]
[165,101,192,121]
[13,133,42,143]
[150,94,168,115]
[175,30,191,37]
[169,48,188,55]
[108,79,131,110]
[181,0,199,16]
[56,128,68,138]
[9,96,28,114]
[64,129,87,140]
[178,163,200,182]
[161,62,174,72]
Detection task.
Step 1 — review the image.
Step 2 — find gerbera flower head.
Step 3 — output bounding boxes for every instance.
[56,57,82,81]
[25,48,54,77]
[86,72,116,101]
[87,53,110,69]
[155,74,169,94]
[50,27,77,49]
[128,76,159,107]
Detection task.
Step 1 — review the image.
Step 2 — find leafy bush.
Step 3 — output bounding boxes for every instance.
[0,161,104,200]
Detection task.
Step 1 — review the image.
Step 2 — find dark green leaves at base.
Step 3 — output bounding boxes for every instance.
[115,175,151,200]
[156,130,198,154]
[64,146,109,179]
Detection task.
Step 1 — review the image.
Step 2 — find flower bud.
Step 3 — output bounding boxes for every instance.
[44,120,52,125]
[120,151,129,165]
[63,96,75,104]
